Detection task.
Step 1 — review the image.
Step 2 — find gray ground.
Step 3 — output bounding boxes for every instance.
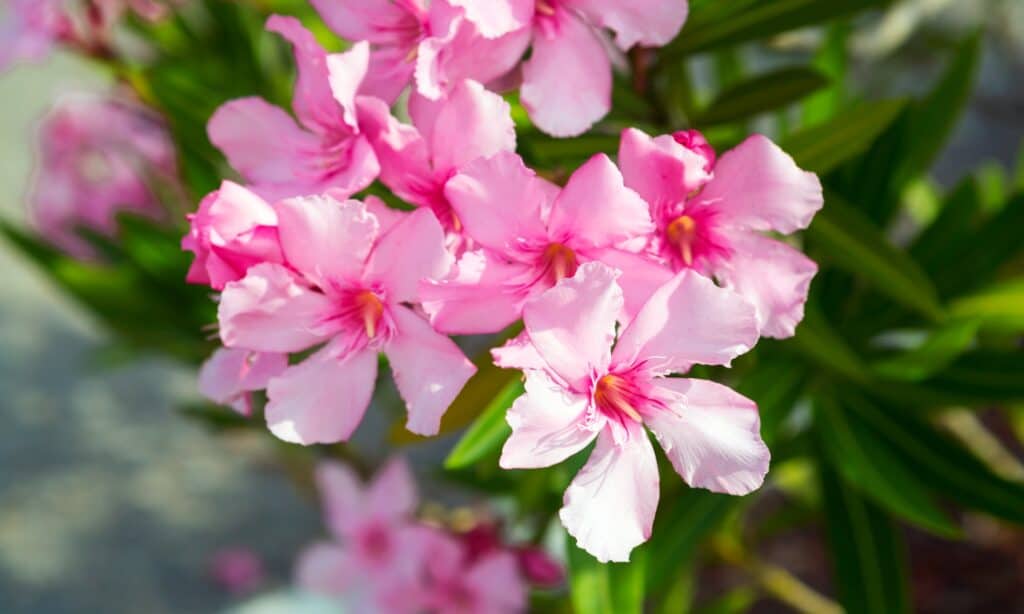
[0,5,1021,613]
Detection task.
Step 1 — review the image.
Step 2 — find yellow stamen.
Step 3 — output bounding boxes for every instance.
[354,291,384,338]
[594,375,643,422]
[536,0,556,16]
[666,214,697,266]
[543,243,578,284]
[404,45,418,63]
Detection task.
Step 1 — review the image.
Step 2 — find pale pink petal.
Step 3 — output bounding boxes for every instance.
[566,0,688,49]
[416,12,529,101]
[491,331,547,372]
[420,250,529,334]
[198,348,288,416]
[316,460,365,536]
[265,346,378,444]
[365,208,451,303]
[522,262,621,391]
[697,135,823,234]
[717,233,817,339]
[647,378,769,495]
[612,269,758,373]
[548,153,653,249]
[444,152,550,252]
[465,553,528,613]
[618,127,710,212]
[310,0,424,45]
[385,306,476,436]
[275,196,379,284]
[447,0,533,38]
[218,263,335,353]
[522,13,611,137]
[207,97,321,185]
[295,542,355,595]
[356,96,436,205]
[363,194,408,235]
[430,79,516,177]
[559,422,658,563]
[326,42,371,129]
[362,45,418,104]
[365,457,418,522]
[586,248,674,322]
[266,15,348,133]
[500,370,600,469]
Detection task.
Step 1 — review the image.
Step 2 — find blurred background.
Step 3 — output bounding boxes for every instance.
[1,0,1023,612]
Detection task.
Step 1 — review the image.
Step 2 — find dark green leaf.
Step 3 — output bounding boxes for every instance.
[781,100,906,174]
[444,379,522,470]
[871,319,981,382]
[646,489,737,592]
[694,67,829,127]
[818,461,910,614]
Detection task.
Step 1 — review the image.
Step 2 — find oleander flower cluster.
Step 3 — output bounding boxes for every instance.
[297,458,559,613]
[184,3,824,563]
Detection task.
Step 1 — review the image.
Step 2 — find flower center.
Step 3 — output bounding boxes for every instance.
[77,150,112,184]
[665,214,698,267]
[541,243,578,285]
[353,290,384,338]
[536,0,557,16]
[593,374,643,423]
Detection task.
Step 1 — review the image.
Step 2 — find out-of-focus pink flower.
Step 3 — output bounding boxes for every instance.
[619,128,824,338]
[494,262,768,562]
[29,94,176,257]
[0,0,72,69]
[197,347,288,416]
[420,151,666,334]
[217,196,475,444]
[447,0,689,136]
[458,523,564,588]
[298,459,432,610]
[182,181,283,291]
[309,0,529,105]
[207,16,381,202]
[418,528,526,614]
[358,78,515,235]
[210,547,266,595]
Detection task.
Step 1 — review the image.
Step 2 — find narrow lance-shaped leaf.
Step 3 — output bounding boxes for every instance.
[694,67,829,128]
[781,99,906,175]
[444,379,522,470]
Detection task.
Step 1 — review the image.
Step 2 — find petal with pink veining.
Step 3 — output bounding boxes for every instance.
[697,134,823,234]
[385,306,476,436]
[567,0,688,49]
[559,422,658,563]
[365,207,451,303]
[218,263,335,353]
[430,79,516,177]
[647,378,769,495]
[586,247,674,322]
[548,153,653,249]
[717,232,818,339]
[310,0,424,46]
[265,346,378,444]
[500,370,599,469]
[522,12,611,137]
[420,250,529,335]
[618,127,710,212]
[522,262,622,390]
[276,195,378,285]
[612,269,758,373]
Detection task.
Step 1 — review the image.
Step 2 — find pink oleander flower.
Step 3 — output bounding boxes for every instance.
[494,262,769,562]
[29,94,176,257]
[458,522,564,588]
[417,528,527,614]
[447,0,689,136]
[309,0,529,105]
[298,459,432,612]
[0,0,72,69]
[358,78,515,235]
[197,347,287,416]
[208,16,381,202]
[218,195,475,444]
[619,128,824,338]
[182,180,284,291]
[420,150,667,334]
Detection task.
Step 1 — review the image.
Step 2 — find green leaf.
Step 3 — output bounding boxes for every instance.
[923,350,1024,405]
[568,541,647,614]
[791,305,872,384]
[871,319,982,382]
[645,489,737,592]
[937,193,1024,297]
[661,0,893,59]
[781,99,906,175]
[735,358,806,445]
[803,22,850,124]
[818,461,910,614]
[845,391,1024,524]
[813,395,960,537]
[807,191,944,320]
[910,178,982,273]
[949,278,1024,334]
[444,379,522,470]
[694,67,829,127]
